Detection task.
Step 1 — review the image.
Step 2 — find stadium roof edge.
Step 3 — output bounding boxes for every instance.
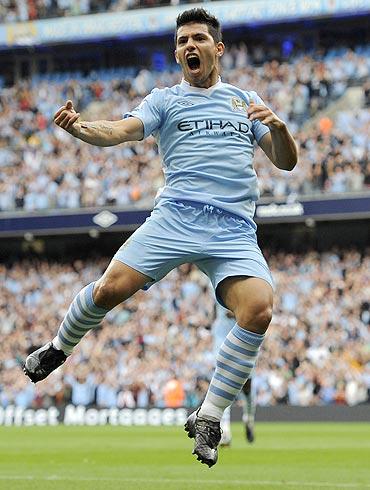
[0,0,369,49]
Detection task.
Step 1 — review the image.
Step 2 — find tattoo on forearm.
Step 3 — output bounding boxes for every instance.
[81,123,113,136]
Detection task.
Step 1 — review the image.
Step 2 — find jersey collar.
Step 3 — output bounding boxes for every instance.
[180,77,222,94]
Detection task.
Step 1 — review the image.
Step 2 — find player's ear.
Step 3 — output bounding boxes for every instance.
[174,50,180,64]
[216,42,225,58]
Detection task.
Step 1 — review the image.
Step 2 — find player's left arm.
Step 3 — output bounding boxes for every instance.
[248,102,298,171]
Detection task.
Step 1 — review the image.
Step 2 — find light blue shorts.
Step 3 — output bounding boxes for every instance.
[113,199,274,306]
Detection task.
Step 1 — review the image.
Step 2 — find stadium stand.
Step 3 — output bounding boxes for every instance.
[0,0,224,23]
[0,44,369,212]
[1,249,369,409]
[0,2,369,420]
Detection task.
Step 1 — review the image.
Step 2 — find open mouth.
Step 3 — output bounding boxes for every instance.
[186,54,200,71]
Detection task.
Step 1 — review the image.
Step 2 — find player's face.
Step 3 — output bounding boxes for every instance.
[175,23,224,88]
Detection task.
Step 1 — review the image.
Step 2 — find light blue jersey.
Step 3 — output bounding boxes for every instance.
[115,78,274,298]
[125,78,270,220]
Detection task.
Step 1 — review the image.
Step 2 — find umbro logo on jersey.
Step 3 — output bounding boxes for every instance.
[178,99,195,106]
[231,97,248,113]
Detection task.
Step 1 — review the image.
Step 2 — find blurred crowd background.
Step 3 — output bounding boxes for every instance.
[1,0,223,23]
[1,248,369,409]
[1,43,369,212]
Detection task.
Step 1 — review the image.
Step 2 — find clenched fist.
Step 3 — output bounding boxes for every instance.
[247,101,285,130]
[53,100,81,134]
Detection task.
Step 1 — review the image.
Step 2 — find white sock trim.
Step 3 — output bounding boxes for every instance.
[52,336,73,356]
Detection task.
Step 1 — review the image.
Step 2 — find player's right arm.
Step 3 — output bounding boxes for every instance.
[53,100,144,146]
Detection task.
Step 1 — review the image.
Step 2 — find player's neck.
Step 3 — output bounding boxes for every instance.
[185,71,220,89]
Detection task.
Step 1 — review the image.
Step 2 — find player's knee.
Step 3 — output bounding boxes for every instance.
[236,301,272,334]
[93,279,122,309]
[254,305,273,332]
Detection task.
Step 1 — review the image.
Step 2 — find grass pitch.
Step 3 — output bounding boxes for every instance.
[0,423,369,490]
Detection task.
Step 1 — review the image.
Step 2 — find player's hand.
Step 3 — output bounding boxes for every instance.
[54,100,81,135]
[247,101,285,130]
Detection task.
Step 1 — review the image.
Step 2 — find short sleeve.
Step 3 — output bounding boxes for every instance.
[248,91,270,144]
[123,88,164,138]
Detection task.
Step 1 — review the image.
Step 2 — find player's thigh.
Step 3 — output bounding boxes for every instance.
[217,276,273,333]
[94,259,151,309]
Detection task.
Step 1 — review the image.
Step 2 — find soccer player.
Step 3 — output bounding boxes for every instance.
[23,8,298,467]
[213,304,257,446]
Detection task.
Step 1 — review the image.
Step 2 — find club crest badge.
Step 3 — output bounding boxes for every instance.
[231,97,248,113]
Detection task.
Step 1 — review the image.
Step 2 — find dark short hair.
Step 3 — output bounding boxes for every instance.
[175,8,222,44]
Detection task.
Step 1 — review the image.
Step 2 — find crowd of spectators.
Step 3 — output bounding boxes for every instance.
[0,248,369,409]
[255,108,370,197]
[0,0,221,23]
[0,44,369,213]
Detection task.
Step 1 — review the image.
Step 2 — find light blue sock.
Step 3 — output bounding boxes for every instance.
[199,323,264,421]
[53,282,109,355]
